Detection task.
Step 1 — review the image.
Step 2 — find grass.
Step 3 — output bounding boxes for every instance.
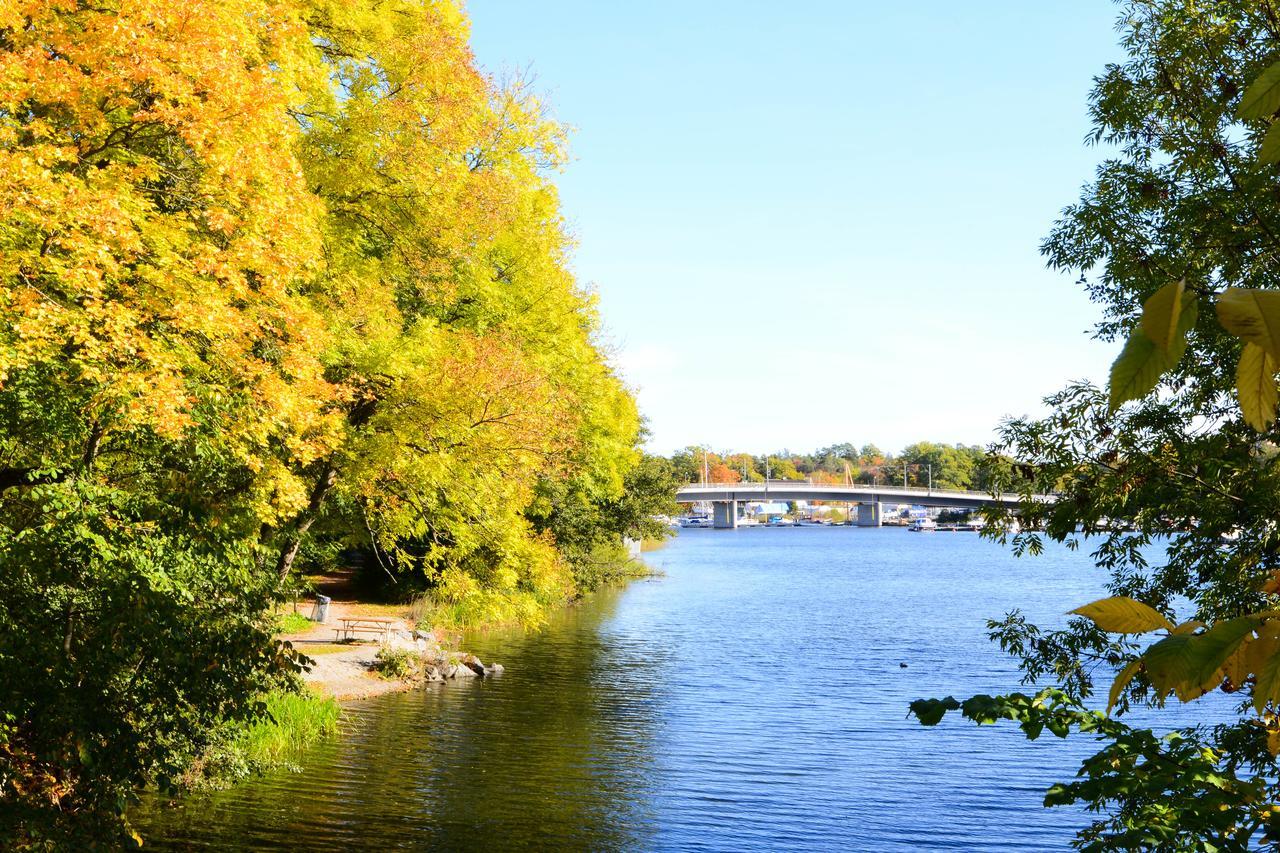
[179,688,340,790]
[239,690,341,768]
[276,610,314,634]
[295,642,350,656]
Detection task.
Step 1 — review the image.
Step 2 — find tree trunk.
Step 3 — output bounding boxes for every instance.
[274,393,379,582]
[275,462,338,582]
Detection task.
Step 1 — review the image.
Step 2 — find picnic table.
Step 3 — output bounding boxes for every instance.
[335,616,396,642]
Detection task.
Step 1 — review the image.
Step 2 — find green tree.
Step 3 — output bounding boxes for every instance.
[762,455,804,480]
[911,3,1280,848]
[527,453,680,591]
[898,442,982,490]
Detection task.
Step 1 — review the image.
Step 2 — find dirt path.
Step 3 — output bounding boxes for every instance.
[278,568,424,701]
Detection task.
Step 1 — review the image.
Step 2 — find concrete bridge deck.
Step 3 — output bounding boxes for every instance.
[675,481,1048,528]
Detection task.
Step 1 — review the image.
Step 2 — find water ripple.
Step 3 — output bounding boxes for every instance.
[136,528,1230,851]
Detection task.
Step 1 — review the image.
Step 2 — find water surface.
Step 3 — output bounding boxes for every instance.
[137,527,1214,850]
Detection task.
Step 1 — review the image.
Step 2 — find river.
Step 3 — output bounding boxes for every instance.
[135,526,1212,850]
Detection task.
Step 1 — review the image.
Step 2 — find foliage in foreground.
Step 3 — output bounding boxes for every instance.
[0,0,669,844]
[910,2,1280,849]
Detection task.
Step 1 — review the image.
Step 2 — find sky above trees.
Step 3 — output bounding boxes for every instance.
[468,0,1126,453]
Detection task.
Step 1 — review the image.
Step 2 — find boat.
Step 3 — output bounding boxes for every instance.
[907,518,937,533]
[679,516,713,528]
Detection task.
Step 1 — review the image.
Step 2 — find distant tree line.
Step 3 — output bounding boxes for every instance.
[666,442,1025,493]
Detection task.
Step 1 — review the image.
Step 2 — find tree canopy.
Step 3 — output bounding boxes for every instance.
[0,1,668,843]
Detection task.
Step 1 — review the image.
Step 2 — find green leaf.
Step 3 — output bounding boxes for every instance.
[1043,783,1074,807]
[1260,121,1280,164]
[1108,331,1170,412]
[1139,279,1196,357]
[1070,596,1174,633]
[1236,342,1278,432]
[1045,718,1070,738]
[1215,288,1280,361]
[908,697,959,726]
[1239,60,1280,120]
[1141,634,1200,701]
[1108,658,1141,714]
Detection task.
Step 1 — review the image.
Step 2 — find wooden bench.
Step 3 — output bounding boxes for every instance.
[334,616,396,643]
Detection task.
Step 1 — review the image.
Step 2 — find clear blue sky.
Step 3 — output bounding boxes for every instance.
[467,1,1125,455]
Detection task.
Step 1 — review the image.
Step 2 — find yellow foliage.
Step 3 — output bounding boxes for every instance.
[0,0,645,627]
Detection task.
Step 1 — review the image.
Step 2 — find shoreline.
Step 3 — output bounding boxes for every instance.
[282,607,502,702]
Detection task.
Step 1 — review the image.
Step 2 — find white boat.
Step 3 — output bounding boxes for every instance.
[908,518,937,533]
[679,516,713,528]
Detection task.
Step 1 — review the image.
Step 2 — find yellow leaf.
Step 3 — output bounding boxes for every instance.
[1237,342,1278,432]
[1249,623,1280,713]
[1223,642,1250,690]
[1170,619,1207,635]
[1140,279,1195,356]
[1108,658,1141,714]
[1256,643,1280,714]
[1268,727,1280,756]
[1070,596,1174,633]
[1216,288,1280,361]
[1239,60,1280,120]
[1108,332,1171,412]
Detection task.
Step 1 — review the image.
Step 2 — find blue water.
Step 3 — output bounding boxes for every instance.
[136,527,1218,850]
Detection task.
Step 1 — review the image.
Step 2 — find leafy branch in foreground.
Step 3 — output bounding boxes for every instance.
[910,3,1280,849]
[910,690,1280,851]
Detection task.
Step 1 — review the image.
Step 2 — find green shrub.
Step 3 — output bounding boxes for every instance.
[372,646,419,680]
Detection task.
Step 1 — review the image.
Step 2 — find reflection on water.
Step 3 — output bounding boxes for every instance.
[135,527,1225,850]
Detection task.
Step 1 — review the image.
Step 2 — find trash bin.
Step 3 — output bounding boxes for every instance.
[310,594,331,623]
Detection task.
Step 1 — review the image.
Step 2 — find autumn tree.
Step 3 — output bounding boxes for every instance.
[0,0,659,842]
[0,0,334,843]
[261,0,658,622]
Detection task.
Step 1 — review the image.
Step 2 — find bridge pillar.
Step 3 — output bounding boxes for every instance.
[712,500,738,529]
[856,501,882,527]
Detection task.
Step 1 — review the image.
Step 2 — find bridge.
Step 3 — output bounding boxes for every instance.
[675,481,1043,528]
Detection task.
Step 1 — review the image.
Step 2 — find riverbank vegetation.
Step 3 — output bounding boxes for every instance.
[179,690,340,792]
[0,0,675,845]
[910,2,1280,848]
